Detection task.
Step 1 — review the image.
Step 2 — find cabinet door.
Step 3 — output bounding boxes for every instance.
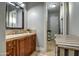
[13,40,17,56]
[17,39,20,56]
[31,35,34,52]
[28,34,36,55]
[6,40,13,56]
[24,35,34,56]
[31,34,36,52]
[19,38,25,56]
[27,36,32,55]
[6,40,17,56]
[24,37,30,56]
[29,35,33,54]
[33,34,36,51]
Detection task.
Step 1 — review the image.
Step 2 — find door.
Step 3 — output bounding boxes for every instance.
[48,13,59,39]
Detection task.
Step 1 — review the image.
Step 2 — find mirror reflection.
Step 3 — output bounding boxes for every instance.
[6,2,24,29]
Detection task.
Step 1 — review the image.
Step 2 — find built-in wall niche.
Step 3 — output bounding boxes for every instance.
[6,2,24,29]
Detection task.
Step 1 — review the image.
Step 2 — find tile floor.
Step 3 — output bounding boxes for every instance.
[31,39,56,56]
[31,38,78,56]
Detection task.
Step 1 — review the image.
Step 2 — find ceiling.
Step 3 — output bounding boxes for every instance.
[47,2,60,13]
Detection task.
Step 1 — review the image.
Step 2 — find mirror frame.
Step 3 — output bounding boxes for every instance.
[5,3,24,29]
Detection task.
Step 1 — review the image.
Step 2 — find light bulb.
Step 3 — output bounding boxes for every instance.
[20,3,25,7]
[49,4,56,8]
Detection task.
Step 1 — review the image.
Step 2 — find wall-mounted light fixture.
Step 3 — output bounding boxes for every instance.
[7,2,15,6]
[20,3,25,7]
[7,2,25,8]
[49,4,56,8]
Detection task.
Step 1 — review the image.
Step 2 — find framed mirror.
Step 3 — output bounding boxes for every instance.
[6,2,24,29]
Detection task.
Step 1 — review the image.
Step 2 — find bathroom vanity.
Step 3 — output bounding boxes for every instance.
[5,2,36,56]
[6,32,36,56]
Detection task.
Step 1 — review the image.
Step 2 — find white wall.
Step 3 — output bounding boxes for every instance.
[69,2,79,35]
[25,2,46,51]
[0,2,6,55]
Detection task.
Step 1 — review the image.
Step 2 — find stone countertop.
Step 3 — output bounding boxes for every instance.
[6,32,36,41]
[55,34,79,47]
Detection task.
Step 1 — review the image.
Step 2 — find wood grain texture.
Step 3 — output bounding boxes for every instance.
[6,34,36,56]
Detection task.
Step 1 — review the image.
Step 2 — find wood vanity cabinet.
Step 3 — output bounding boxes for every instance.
[31,34,36,52]
[6,40,17,56]
[18,38,25,56]
[6,34,36,56]
[24,34,36,56]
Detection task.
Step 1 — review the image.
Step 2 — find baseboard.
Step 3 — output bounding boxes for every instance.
[36,47,46,52]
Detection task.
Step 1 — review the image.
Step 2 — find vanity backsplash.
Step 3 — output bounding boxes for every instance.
[5,29,33,35]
